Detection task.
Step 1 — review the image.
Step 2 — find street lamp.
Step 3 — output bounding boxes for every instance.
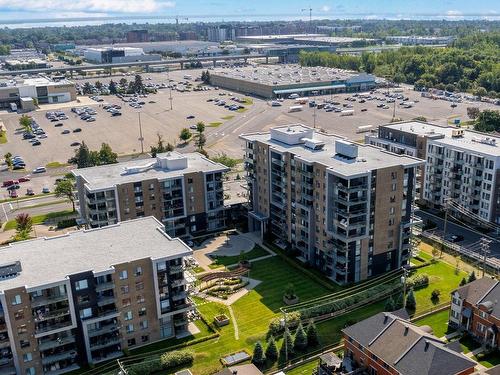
[137,111,144,154]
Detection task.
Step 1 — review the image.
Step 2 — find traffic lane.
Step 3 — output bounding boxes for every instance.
[1,198,72,222]
[415,209,500,256]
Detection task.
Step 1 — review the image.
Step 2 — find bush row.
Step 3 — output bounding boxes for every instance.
[127,350,194,375]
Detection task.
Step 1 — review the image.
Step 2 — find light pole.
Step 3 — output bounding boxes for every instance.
[401,267,409,308]
[167,68,173,110]
[138,111,144,154]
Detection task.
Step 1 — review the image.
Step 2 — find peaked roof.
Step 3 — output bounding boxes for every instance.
[342,312,476,375]
[455,278,500,319]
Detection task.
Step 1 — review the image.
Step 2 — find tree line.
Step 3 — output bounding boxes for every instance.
[299,31,500,97]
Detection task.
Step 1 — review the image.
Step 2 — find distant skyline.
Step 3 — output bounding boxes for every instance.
[0,0,498,26]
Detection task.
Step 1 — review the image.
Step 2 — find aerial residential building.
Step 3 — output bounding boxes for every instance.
[241,125,423,284]
[0,217,192,375]
[73,152,230,237]
[450,277,500,348]
[366,121,500,224]
[341,311,477,375]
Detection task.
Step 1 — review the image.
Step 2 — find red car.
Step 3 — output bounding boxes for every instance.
[2,180,16,187]
[18,177,30,183]
[9,190,18,198]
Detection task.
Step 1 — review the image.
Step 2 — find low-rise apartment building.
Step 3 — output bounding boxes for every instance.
[450,277,500,348]
[341,311,477,375]
[0,217,192,375]
[73,152,230,237]
[366,121,500,224]
[241,125,423,284]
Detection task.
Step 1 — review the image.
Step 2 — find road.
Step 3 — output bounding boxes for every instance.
[415,209,500,257]
[1,195,72,223]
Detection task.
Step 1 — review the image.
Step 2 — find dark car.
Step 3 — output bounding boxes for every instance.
[23,133,36,139]
[55,123,63,127]
[73,128,82,133]
[445,234,465,243]
[32,140,41,146]
[61,130,70,134]
[186,115,195,119]
[70,142,81,147]
[111,112,122,116]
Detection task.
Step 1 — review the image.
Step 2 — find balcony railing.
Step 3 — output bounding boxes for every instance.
[31,294,68,308]
[41,350,77,366]
[39,335,76,352]
[95,282,115,292]
[34,308,70,323]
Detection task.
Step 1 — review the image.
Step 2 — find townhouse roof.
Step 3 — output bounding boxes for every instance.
[342,312,476,375]
[0,217,192,291]
[72,151,229,191]
[241,124,423,177]
[454,277,498,306]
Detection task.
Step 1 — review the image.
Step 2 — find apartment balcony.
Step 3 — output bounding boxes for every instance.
[31,294,68,308]
[34,308,71,323]
[0,339,10,350]
[90,337,121,351]
[172,291,187,302]
[337,183,368,193]
[334,265,347,275]
[171,279,187,288]
[0,365,16,375]
[336,195,367,205]
[88,322,119,338]
[39,335,76,352]
[41,350,77,366]
[45,364,80,375]
[96,307,118,320]
[0,324,6,333]
[336,255,347,264]
[97,296,116,308]
[95,282,115,292]
[169,265,184,274]
[36,320,73,336]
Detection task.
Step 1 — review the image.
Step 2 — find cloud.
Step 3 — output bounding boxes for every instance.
[0,0,175,13]
[321,5,331,12]
[445,10,464,19]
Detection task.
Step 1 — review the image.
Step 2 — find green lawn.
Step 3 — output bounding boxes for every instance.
[286,360,318,375]
[210,245,270,267]
[208,122,222,128]
[475,351,500,368]
[414,310,453,338]
[412,258,466,313]
[236,107,248,113]
[46,161,69,168]
[4,210,75,230]
[221,115,235,120]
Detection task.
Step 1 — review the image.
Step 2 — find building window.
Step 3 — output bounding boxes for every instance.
[15,310,24,320]
[122,298,131,307]
[124,311,133,321]
[119,270,128,280]
[478,323,486,334]
[77,295,90,304]
[128,338,136,346]
[139,307,147,316]
[391,183,397,191]
[141,335,149,343]
[140,320,149,330]
[17,325,28,334]
[134,266,143,277]
[137,295,145,304]
[136,281,144,291]
[26,368,36,375]
[75,279,88,291]
[121,285,129,294]
[12,294,21,305]
[80,308,92,319]
[479,311,488,319]
[20,340,30,348]
[23,353,32,362]
[126,324,134,334]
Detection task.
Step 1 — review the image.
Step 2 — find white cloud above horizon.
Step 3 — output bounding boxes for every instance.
[0,0,176,13]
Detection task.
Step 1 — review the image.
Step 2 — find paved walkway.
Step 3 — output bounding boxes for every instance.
[443,331,461,341]
[193,233,255,270]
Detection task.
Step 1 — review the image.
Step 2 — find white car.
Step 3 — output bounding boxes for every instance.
[33,166,46,174]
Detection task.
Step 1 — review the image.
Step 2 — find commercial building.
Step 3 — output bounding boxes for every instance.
[73,152,232,237]
[127,30,150,43]
[3,59,48,71]
[83,47,161,64]
[236,33,327,43]
[366,121,500,224]
[341,311,477,375]
[241,125,423,284]
[386,35,455,45]
[0,76,76,110]
[209,65,377,98]
[0,217,192,375]
[450,277,500,348]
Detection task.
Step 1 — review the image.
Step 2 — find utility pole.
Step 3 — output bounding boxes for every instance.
[441,198,449,258]
[167,68,173,110]
[138,112,144,154]
[401,267,409,308]
[480,237,491,277]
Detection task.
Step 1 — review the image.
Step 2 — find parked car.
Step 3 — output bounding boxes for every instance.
[18,177,30,183]
[70,142,81,147]
[55,123,63,127]
[26,188,34,196]
[2,180,16,187]
[186,115,195,119]
[9,190,18,198]
[61,130,70,134]
[42,187,50,194]
[32,140,41,146]
[33,166,46,174]
[73,128,82,133]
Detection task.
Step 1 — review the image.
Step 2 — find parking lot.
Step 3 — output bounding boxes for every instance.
[1,68,499,199]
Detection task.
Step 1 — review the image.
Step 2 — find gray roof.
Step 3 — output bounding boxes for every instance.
[382,121,500,157]
[0,217,192,291]
[454,278,498,306]
[478,281,500,319]
[241,124,423,177]
[73,151,228,191]
[342,312,476,375]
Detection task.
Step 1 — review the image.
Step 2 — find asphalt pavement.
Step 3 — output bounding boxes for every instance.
[1,195,72,223]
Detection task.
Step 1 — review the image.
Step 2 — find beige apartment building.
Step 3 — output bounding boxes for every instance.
[73,152,231,237]
[0,217,192,375]
[241,125,423,284]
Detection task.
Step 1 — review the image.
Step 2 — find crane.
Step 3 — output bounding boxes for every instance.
[175,16,189,28]
[301,6,313,33]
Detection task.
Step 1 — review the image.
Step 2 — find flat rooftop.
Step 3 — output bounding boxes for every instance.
[382,121,500,157]
[241,124,422,177]
[0,217,192,291]
[293,36,376,44]
[0,76,73,88]
[238,33,326,41]
[73,152,229,191]
[211,64,374,87]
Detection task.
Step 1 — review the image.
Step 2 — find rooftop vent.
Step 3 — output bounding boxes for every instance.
[303,138,325,151]
[451,129,464,138]
[424,340,430,352]
[335,140,358,159]
[0,261,22,279]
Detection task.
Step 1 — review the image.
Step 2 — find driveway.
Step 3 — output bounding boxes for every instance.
[193,233,255,269]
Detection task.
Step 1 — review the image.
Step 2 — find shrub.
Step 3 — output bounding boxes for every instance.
[306,320,319,346]
[294,322,307,351]
[406,289,416,310]
[57,218,77,229]
[407,274,429,289]
[127,358,162,375]
[268,311,301,336]
[431,289,441,300]
[252,341,265,365]
[159,350,194,369]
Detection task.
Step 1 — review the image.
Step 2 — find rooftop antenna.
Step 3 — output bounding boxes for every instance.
[301,6,313,33]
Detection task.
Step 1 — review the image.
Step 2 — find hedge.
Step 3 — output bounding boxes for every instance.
[126,350,194,375]
[57,218,77,229]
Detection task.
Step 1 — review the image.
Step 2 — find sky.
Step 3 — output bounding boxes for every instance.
[0,0,498,24]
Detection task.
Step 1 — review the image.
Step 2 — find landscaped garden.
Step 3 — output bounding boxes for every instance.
[208,245,270,268]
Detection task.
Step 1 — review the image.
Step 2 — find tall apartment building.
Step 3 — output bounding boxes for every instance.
[366,121,500,224]
[241,125,423,284]
[0,217,192,375]
[73,152,229,237]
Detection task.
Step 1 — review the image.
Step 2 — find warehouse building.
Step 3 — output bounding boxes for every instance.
[0,76,76,110]
[83,47,161,64]
[209,64,377,98]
